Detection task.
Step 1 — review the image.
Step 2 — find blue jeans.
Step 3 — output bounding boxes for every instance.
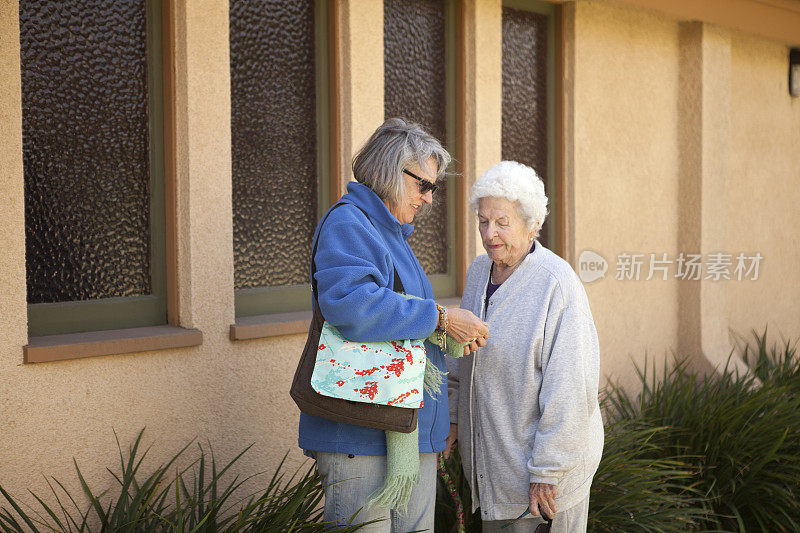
[314,452,437,532]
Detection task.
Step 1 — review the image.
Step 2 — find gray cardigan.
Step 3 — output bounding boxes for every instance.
[448,244,604,520]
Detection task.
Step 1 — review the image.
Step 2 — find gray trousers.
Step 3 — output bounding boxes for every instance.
[481,495,590,533]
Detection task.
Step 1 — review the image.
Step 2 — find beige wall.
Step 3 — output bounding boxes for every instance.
[0,0,307,505]
[728,32,800,340]
[337,0,385,187]
[2,0,799,512]
[567,0,681,390]
[565,0,800,388]
[462,0,503,262]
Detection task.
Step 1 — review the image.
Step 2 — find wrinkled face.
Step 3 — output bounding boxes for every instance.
[388,157,437,225]
[478,197,535,267]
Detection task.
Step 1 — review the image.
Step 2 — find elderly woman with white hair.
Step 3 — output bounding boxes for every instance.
[444,161,604,532]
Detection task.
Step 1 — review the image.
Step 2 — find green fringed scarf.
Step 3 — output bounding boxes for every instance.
[367,300,467,512]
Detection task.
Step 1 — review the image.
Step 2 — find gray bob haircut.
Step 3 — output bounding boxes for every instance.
[352,118,451,209]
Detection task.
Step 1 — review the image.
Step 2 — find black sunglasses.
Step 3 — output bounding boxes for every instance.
[402,169,439,194]
[500,504,553,531]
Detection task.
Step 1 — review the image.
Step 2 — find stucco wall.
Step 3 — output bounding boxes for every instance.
[0,0,308,506]
[2,0,800,514]
[568,0,800,385]
[728,32,800,340]
[463,0,503,262]
[568,0,681,390]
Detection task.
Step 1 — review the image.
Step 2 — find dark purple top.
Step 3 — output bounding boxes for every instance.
[485,241,536,315]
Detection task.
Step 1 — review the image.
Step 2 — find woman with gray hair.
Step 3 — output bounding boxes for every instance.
[299,118,488,532]
[444,161,604,532]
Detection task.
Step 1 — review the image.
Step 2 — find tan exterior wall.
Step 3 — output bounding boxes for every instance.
[0,0,308,504]
[462,0,503,262]
[728,32,800,340]
[337,0,385,188]
[1,0,799,511]
[567,0,681,390]
[566,0,800,388]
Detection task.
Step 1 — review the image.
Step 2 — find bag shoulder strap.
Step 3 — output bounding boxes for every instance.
[310,202,405,302]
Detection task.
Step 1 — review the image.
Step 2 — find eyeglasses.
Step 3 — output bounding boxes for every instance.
[500,505,552,531]
[402,169,439,195]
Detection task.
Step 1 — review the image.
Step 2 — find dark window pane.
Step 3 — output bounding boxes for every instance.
[384,0,448,275]
[21,0,152,304]
[230,0,318,290]
[502,7,549,247]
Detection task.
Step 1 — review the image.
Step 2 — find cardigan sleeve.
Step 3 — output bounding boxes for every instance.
[447,257,486,420]
[313,206,439,342]
[527,305,600,486]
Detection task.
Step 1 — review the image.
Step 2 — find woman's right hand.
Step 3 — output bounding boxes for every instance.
[446,308,489,348]
[443,423,458,459]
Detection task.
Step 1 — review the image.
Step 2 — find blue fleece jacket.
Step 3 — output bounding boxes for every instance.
[298,182,450,455]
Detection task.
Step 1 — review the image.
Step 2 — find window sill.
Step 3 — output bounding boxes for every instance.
[24,325,203,364]
[438,296,462,309]
[230,310,313,341]
[229,297,462,342]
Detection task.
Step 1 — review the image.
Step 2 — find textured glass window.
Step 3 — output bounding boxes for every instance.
[230,0,318,290]
[502,7,550,247]
[384,0,449,275]
[21,0,152,304]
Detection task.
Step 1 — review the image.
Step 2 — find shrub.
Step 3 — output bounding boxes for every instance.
[5,332,797,532]
[587,417,707,532]
[742,329,800,394]
[603,331,800,532]
[0,430,370,532]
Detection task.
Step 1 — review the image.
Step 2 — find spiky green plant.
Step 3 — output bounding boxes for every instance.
[741,329,800,394]
[603,345,800,532]
[0,430,371,532]
[587,416,708,532]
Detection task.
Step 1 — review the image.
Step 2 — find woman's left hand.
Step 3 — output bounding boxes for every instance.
[529,483,557,519]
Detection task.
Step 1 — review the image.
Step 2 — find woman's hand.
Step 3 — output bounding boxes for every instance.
[447,308,489,348]
[463,336,488,356]
[443,424,458,459]
[529,483,557,520]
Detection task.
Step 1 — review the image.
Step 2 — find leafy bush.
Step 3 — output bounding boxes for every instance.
[602,330,800,532]
[0,430,369,532]
[435,401,708,533]
[742,329,800,394]
[587,418,707,532]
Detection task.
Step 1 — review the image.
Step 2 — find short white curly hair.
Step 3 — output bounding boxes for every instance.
[469,161,549,237]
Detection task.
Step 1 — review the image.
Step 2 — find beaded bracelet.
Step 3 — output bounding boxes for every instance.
[436,304,446,331]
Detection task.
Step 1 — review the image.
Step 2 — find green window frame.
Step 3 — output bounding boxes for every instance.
[232,0,331,317]
[431,0,458,299]
[383,0,458,299]
[501,0,558,251]
[25,0,168,337]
